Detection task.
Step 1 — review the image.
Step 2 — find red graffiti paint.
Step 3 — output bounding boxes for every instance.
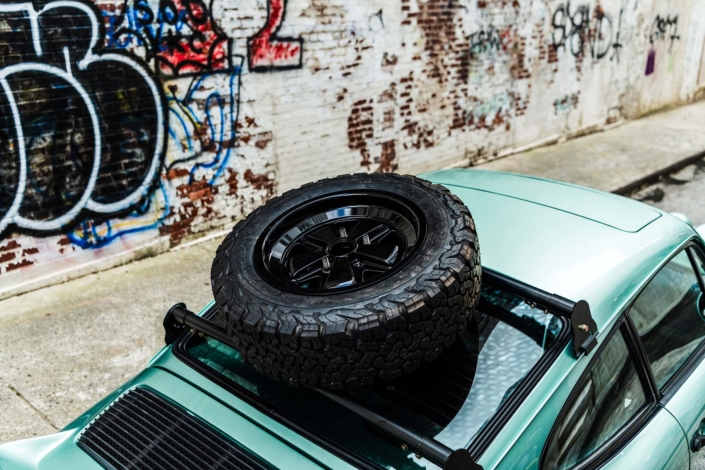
[157,0,229,75]
[248,0,303,70]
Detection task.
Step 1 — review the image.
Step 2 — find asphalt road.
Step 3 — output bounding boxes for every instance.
[631,159,705,227]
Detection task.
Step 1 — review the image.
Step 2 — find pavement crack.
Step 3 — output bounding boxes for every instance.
[6,383,59,431]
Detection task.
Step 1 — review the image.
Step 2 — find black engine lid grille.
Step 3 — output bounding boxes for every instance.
[77,387,271,470]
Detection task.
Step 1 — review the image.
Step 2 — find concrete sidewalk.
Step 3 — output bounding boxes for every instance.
[0,239,219,442]
[480,100,705,194]
[2,100,705,444]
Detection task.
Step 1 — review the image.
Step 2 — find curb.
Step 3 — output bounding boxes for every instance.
[613,150,705,196]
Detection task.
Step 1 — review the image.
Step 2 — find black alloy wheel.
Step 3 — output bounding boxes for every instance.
[258,194,424,294]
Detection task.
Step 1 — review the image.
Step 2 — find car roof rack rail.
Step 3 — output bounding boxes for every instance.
[482,268,598,356]
[164,304,483,470]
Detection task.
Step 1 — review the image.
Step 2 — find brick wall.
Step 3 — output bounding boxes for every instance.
[1,0,704,296]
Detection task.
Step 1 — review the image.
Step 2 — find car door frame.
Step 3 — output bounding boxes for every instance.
[539,314,662,470]
[650,242,705,404]
[541,238,705,469]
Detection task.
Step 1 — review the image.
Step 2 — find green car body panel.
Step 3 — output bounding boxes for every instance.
[0,168,701,469]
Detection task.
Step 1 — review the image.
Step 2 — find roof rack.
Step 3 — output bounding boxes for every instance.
[162,271,595,469]
[164,304,483,470]
[482,268,598,356]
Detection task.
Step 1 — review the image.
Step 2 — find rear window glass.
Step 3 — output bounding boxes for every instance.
[185,285,565,469]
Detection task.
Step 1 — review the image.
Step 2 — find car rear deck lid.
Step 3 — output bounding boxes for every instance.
[422,169,661,232]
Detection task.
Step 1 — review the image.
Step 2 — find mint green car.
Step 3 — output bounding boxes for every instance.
[2,169,705,470]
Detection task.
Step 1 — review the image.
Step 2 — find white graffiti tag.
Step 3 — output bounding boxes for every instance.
[0,1,165,233]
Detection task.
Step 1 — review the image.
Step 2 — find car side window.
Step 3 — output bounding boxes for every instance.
[543,327,648,469]
[629,248,705,390]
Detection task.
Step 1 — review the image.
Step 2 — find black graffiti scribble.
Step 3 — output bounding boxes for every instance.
[468,26,507,58]
[551,1,620,62]
[611,8,623,62]
[0,1,165,234]
[650,15,680,51]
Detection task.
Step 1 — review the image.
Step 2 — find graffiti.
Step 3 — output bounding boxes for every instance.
[464,92,514,131]
[368,9,384,32]
[248,0,303,71]
[468,26,508,58]
[66,180,169,248]
[103,0,301,73]
[553,93,580,114]
[0,1,165,234]
[645,48,656,76]
[63,61,243,249]
[103,0,231,76]
[649,15,680,51]
[551,2,622,62]
[645,15,680,76]
[166,66,242,185]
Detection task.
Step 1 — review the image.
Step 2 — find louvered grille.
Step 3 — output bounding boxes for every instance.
[77,388,270,470]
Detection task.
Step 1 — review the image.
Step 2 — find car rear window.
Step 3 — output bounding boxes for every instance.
[184,285,565,469]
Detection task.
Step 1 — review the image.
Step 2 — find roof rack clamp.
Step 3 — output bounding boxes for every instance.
[570,300,599,356]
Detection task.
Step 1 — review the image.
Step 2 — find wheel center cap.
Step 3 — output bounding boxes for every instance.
[327,239,357,257]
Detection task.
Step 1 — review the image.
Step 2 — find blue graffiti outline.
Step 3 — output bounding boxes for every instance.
[104,0,192,54]
[211,70,239,182]
[67,179,171,249]
[168,107,193,152]
[167,67,240,185]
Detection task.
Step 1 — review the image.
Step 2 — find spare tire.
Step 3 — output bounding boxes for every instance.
[211,173,480,390]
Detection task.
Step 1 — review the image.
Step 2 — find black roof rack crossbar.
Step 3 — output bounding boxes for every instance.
[164,304,482,470]
[482,268,598,356]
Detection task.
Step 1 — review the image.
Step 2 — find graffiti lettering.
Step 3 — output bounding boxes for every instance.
[104,0,302,73]
[0,1,165,234]
[103,0,231,76]
[553,93,579,114]
[248,0,303,71]
[468,26,508,58]
[551,2,621,62]
[649,15,680,51]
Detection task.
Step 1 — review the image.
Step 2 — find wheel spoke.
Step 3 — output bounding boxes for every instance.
[362,260,394,272]
[288,250,326,277]
[307,225,338,245]
[350,222,393,244]
[324,257,356,289]
[355,244,399,265]
[348,219,381,240]
[292,270,323,287]
[299,236,327,251]
[368,225,393,243]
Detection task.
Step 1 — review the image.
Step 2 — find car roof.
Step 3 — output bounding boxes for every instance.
[420,169,696,328]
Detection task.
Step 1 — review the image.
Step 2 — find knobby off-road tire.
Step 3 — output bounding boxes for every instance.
[211,173,480,390]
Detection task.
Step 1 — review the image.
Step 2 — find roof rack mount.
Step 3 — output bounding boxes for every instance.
[164,304,483,470]
[482,268,598,356]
